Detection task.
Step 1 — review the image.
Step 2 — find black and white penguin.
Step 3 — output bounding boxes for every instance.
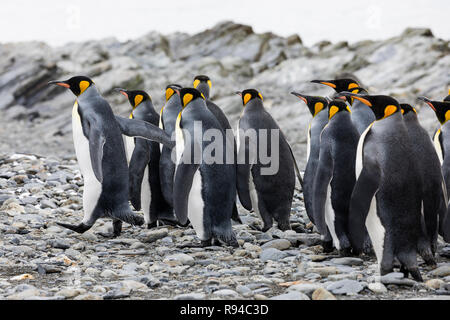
[235,89,295,232]
[312,100,359,255]
[311,78,375,134]
[290,92,328,225]
[48,76,173,236]
[417,97,450,243]
[159,84,183,207]
[340,91,434,281]
[173,88,238,247]
[116,88,176,228]
[399,103,447,252]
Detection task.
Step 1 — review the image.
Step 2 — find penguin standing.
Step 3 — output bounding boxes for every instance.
[48,76,173,235]
[116,89,176,228]
[193,75,242,223]
[417,97,450,242]
[311,78,375,134]
[173,88,238,247]
[340,92,434,281]
[399,103,446,253]
[290,92,328,225]
[312,100,359,255]
[235,89,295,232]
[159,84,183,207]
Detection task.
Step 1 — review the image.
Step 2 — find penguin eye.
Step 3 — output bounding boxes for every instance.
[79,80,90,95]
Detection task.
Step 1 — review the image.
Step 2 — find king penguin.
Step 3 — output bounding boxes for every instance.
[173,88,238,247]
[290,92,328,225]
[48,76,174,236]
[311,78,375,134]
[399,103,447,253]
[312,100,359,255]
[159,84,183,208]
[417,96,450,243]
[116,88,176,228]
[193,75,242,223]
[339,91,434,281]
[235,89,295,232]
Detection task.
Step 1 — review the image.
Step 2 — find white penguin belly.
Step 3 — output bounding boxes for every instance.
[306,124,311,162]
[141,165,151,224]
[175,114,184,165]
[324,184,340,250]
[188,170,206,240]
[365,195,385,267]
[72,102,102,223]
[248,169,262,221]
[124,135,135,164]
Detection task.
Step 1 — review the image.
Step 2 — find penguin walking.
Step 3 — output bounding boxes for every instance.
[116,89,176,228]
[173,88,238,247]
[290,92,328,225]
[311,78,375,134]
[193,75,242,223]
[399,103,446,253]
[235,89,295,232]
[312,100,359,255]
[159,84,183,208]
[339,92,434,281]
[417,97,450,242]
[48,76,173,236]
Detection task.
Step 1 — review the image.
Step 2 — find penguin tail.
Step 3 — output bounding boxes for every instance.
[111,206,144,226]
[56,222,92,234]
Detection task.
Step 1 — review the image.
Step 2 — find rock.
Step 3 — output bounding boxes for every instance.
[288,283,323,294]
[50,239,70,249]
[7,288,41,300]
[100,269,118,279]
[40,199,57,209]
[163,253,195,266]
[380,272,416,286]
[368,282,387,294]
[430,265,450,277]
[306,266,340,277]
[213,289,241,298]
[270,291,310,300]
[174,293,206,300]
[236,285,252,295]
[326,280,364,295]
[330,257,364,266]
[74,294,103,300]
[55,288,86,298]
[142,228,169,243]
[312,288,337,300]
[260,248,288,262]
[261,239,291,251]
[425,279,444,290]
[10,274,34,281]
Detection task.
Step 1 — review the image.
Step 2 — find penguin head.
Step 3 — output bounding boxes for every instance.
[193,75,212,99]
[400,103,417,116]
[116,88,151,108]
[418,96,450,124]
[328,100,351,120]
[339,92,400,120]
[165,84,182,102]
[311,78,360,105]
[48,76,94,96]
[235,89,263,106]
[290,92,328,117]
[178,87,205,108]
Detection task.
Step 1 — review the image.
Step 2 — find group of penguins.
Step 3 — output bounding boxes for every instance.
[47,75,450,282]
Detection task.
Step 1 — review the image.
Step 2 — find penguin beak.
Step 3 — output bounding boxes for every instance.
[290,92,308,104]
[417,96,436,111]
[311,80,337,89]
[114,88,128,98]
[340,91,372,107]
[174,89,180,96]
[48,80,70,88]
[331,92,346,101]
[234,91,242,97]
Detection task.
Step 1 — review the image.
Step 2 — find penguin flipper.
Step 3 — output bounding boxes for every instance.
[129,139,151,210]
[348,164,380,253]
[173,162,200,225]
[312,137,333,236]
[115,116,175,149]
[236,163,253,211]
[56,222,92,233]
[87,127,106,183]
[287,142,304,190]
[443,206,450,243]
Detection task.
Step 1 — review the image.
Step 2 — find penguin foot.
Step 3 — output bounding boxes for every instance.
[248,224,262,232]
[97,232,119,239]
[339,247,352,257]
[113,220,122,237]
[146,222,158,229]
[291,223,306,233]
[322,240,334,253]
[158,218,181,227]
[407,267,423,282]
[56,222,91,234]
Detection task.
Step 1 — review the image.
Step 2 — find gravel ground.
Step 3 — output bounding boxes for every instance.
[0,153,449,300]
